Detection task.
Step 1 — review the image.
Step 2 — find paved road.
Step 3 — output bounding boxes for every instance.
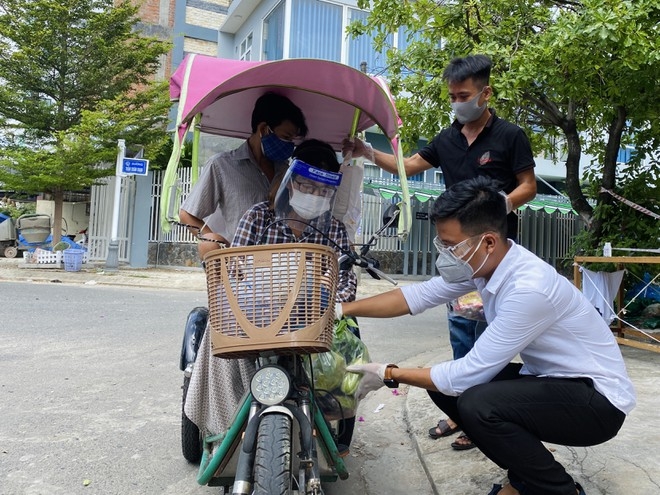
[0,280,444,494]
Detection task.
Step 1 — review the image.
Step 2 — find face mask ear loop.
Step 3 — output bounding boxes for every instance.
[469,236,491,278]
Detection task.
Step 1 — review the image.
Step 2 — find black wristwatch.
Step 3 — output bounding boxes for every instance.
[383,364,399,389]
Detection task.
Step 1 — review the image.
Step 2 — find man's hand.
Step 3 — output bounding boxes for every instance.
[346,363,387,400]
[341,137,375,162]
[499,191,513,214]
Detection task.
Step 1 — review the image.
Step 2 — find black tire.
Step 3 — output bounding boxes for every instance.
[181,375,203,463]
[253,414,293,495]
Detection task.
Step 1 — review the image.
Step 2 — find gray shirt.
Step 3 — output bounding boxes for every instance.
[181,140,288,241]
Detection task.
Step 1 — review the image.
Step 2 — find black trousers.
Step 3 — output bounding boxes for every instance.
[427,363,626,495]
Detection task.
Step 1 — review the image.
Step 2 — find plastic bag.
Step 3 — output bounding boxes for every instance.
[332,159,364,242]
[308,317,370,420]
[452,291,485,321]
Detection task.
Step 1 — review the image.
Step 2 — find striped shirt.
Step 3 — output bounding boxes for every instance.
[231,201,357,303]
[180,140,288,241]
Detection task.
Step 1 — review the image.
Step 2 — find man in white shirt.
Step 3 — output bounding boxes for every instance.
[342,177,635,495]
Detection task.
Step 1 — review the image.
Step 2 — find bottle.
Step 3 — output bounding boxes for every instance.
[603,242,612,257]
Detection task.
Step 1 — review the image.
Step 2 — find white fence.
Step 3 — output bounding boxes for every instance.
[88,176,136,262]
[150,168,196,244]
[148,169,582,274]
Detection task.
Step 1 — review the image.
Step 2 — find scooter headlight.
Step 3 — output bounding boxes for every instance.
[251,365,291,406]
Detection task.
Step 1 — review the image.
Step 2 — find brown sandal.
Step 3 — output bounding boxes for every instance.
[451,433,477,450]
[428,419,460,439]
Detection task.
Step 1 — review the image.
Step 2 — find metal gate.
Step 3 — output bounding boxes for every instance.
[88,176,136,262]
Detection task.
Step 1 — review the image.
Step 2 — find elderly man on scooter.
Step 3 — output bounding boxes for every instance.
[185,139,360,457]
[342,176,635,495]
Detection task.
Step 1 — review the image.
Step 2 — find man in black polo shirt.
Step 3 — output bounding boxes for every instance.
[342,54,536,451]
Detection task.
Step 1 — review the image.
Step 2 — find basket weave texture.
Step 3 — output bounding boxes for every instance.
[205,243,338,359]
[63,248,85,272]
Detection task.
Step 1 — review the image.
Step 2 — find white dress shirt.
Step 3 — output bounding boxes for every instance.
[401,241,636,415]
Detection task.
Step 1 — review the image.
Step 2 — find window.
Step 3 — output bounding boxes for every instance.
[617,147,634,164]
[289,0,342,60]
[263,2,284,61]
[364,163,381,179]
[347,9,391,74]
[544,136,568,162]
[434,171,444,186]
[397,25,422,52]
[240,32,253,61]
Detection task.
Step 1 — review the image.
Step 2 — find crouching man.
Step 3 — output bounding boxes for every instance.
[342,176,635,495]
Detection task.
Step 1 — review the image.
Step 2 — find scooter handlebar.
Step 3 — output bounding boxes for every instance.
[337,248,397,285]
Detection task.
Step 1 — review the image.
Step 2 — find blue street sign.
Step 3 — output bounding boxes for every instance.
[121,158,149,176]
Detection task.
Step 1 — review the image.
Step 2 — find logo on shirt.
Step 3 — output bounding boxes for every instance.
[478,151,492,166]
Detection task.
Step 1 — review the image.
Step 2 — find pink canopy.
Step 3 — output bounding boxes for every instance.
[169,54,401,149]
[162,54,411,239]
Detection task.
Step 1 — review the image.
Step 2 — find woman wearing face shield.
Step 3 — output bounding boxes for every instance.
[232,139,357,303]
[184,139,359,455]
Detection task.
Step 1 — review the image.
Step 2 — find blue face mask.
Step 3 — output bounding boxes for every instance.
[261,130,295,161]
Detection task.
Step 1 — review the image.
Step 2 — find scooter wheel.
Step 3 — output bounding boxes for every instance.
[181,375,203,463]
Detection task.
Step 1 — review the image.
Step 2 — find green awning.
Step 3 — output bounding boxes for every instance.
[363,182,576,215]
[523,198,575,215]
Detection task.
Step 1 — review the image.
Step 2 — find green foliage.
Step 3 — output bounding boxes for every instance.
[0,0,171,243]
[150,136,194,171]
[350,0,660,249]
[571,164,659,258]
[52,241,70,252]
[0,200,35,220]
[0,0,171,193]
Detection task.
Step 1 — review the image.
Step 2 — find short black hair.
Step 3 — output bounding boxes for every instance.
[251,92,308,137]
[291,139,340,173]
[430,176,507,238]
[442,55,491,88]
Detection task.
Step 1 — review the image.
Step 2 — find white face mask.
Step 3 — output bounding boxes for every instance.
[289,189,332,220]
[451,89,486,124]
[435,236,489,283]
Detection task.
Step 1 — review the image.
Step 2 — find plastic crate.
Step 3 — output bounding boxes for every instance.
[24,248,88,265]
[63,248,85,272]
[30,249,62,264]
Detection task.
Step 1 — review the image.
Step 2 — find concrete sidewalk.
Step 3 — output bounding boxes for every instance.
[404,345,660,495]
[0,257,208,291]
[2,257,658,494]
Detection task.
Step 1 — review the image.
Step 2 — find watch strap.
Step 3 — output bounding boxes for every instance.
[383,364,399,388]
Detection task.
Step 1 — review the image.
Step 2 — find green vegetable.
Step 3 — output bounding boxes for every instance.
[336,394,357,412]
[307,316,372,419]
[309,350,345,391]
[341,373,360,395]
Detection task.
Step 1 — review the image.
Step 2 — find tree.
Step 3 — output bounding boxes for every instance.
[350,0,659,252]
[0,0,171,244]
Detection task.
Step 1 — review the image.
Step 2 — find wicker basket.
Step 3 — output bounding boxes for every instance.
[204,243,338,359]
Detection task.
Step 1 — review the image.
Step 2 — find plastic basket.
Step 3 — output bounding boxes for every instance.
[63,248,85,272]
[204,243,338,359]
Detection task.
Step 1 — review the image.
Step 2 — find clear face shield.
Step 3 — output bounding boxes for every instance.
[273,159,342,237]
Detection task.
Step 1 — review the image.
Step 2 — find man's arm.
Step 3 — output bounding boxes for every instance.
[373,150,434,178]
[507,169,537,209]
[391,366,437,391]
[340,288,411,318]
[343,138,433,177]
[346,363,439,398]
[179,209,230,258]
